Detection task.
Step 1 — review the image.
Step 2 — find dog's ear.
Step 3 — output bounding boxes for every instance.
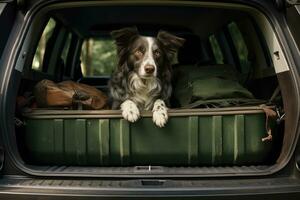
[111,27,139,48]
[157,31,185,61]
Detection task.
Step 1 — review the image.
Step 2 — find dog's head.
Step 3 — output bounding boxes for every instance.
[111,27,185,78]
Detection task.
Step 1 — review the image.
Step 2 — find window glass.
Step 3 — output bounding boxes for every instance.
[227,22,251,73]
[81,38,117,76]
[61,32,72,66]
[209,35,224,64]
[32,18,56,71]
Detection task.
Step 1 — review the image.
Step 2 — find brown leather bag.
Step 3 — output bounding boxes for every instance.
[34,79,108,110]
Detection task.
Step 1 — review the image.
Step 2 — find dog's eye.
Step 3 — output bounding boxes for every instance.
[154,50,161,57]
[134,50,143,59]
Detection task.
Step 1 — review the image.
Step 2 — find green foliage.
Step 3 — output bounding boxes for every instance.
[209,35,224,64]
[61,33,72,65]
[32,18,56,71]
[209,22,251,74]
[81,39,117,77]
[228,22,251,74]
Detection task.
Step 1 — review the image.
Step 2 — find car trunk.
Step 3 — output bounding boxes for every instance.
[23,107,276,166]
[6,1,298,178]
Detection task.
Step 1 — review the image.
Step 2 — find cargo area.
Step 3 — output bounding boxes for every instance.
[10,2,299,177]
[23,107,277,166]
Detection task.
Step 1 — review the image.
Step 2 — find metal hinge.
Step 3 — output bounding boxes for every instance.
[275,107,285,124]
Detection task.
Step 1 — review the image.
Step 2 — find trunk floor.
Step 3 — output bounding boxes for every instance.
[24,164,275,177]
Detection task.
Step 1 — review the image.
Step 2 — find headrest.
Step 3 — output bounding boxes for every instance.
[177,34,203,65]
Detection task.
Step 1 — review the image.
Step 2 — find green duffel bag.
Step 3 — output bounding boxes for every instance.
[173,65,266,108]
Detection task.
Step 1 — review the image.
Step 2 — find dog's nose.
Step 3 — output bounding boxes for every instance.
[145,65,155,74]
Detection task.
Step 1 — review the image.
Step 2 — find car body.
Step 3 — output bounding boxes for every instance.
[0,0,300,199]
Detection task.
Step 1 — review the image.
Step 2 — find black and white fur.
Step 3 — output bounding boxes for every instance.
[109,27,185,127]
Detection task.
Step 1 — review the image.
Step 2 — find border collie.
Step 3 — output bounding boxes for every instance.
[109,27,185,127]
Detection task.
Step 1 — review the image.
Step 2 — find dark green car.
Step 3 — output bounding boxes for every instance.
[0,0,300,199]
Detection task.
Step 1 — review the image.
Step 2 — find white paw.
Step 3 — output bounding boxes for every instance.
[152,99,168,128]
[120,100,140,122]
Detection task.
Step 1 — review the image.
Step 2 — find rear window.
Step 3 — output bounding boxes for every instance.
[81,38,117,77]
[209,34,224,64]
[61,32,72,67]
[32,18,56,71]
[227,22,251,73]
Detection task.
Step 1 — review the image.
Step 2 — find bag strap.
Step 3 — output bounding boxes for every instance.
[260,105,277,142]
[182,98,266,109]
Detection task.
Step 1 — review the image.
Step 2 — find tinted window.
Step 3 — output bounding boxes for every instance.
[209,35,224,64]
[81,38,117,76]
[32,18,56,71]
[227,22,251,73]
[61,32,72,67]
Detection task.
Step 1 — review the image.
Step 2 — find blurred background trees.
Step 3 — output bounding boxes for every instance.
[81,39,117,77]
[32,18,56,71]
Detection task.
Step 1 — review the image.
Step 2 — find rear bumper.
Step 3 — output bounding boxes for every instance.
[1,176,300,199]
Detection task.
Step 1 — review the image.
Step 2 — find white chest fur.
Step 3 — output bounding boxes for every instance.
[128,73,161,110]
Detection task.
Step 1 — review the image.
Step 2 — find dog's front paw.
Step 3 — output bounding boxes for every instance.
[152,99,168,127]
[120,100,140,122]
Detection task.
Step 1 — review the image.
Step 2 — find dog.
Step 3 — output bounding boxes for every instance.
[109,27,185,127]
